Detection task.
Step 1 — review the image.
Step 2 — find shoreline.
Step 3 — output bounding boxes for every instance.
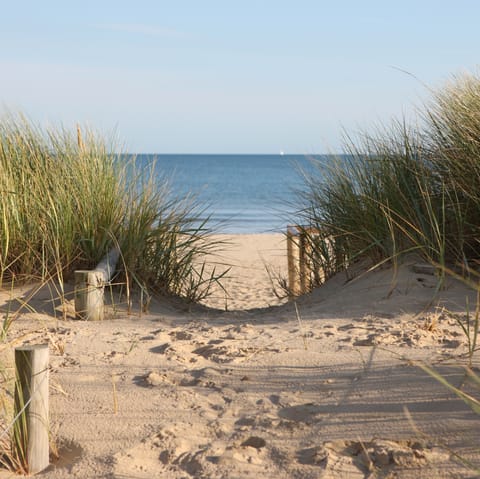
[213,231,286,235]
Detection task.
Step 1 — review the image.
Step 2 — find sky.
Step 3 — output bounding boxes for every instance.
[1,1,479,153]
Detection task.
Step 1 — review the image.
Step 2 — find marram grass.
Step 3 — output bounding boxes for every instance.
[299,71,480,280]
[297,71,480,472]
[0,113,224,304]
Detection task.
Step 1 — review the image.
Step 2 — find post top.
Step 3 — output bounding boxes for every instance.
[15,343,49,351]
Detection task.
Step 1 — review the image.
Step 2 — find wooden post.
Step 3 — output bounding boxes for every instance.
[287,225,301,298]
[299,231,308,294]
[14,344,49,474]
[287,226,322,298]
[74,248,120,321]
[74,270,104,320]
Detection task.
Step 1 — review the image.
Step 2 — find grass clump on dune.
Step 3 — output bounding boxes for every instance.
[299,71,480,279]
[299,72,480,472]
[0,113,223,305]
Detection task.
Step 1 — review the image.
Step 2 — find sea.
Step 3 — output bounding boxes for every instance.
[136,154,325,234]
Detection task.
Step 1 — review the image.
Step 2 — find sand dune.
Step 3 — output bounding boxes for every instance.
[0,234,479,478]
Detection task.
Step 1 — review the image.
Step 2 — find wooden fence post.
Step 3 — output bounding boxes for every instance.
[14,344,49,474]
[74,270,104,321]
[287,225,301,298]
[299,230,309,294]
[74,248,120,321]
[287,226,322,298]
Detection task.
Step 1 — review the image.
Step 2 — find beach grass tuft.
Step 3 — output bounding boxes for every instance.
[0,113,224,309]
[298,71,480,283]
[297,70,480,471]
[0,114,227,472]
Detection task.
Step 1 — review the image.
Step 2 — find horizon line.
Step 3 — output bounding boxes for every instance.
[120,152,341,156]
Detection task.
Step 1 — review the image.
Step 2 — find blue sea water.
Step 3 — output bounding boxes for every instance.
[137,154,324,234]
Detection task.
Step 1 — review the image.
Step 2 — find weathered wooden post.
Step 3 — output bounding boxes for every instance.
[287,226,322,298]
[299,230,309,294]
[14,344,49,474]
[74,248,120,320]
[74,270,105,321]
[287,225,301,298]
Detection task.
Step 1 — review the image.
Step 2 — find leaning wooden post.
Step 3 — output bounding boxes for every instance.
[14,344,49,474]
[74,248,120,321]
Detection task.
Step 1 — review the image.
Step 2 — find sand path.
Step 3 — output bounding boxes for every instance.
[0,234,478,478]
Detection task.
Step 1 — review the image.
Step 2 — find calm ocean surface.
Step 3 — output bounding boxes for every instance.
[137,154,326,234]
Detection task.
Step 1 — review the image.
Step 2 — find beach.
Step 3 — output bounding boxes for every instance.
[1,233,479,478]
[2,2,480,477]
[199,234,288,311]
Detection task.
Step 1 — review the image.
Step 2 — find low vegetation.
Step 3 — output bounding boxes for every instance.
[298,71,480,286]
[298,71,480,471]
[0,114,226,472]
[0,113,224,305]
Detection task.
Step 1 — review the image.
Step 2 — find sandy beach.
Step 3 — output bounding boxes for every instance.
[200,234,288,311]
[1,233,479,478]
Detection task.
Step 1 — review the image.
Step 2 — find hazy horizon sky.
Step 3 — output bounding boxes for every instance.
[1,1,479,153]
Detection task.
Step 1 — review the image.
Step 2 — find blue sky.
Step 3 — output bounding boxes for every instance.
[1,1,479,153]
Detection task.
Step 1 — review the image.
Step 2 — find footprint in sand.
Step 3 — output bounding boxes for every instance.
[142,370,177,387]
[278,402,325,424]
[48,439,83,473]
[149,341,195,363]
[150,343,171,354]
[180,366,232,387]
[115,423,212,478]
[296,439,450,476]
[216,438,267,467]
[169,330,193,341]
